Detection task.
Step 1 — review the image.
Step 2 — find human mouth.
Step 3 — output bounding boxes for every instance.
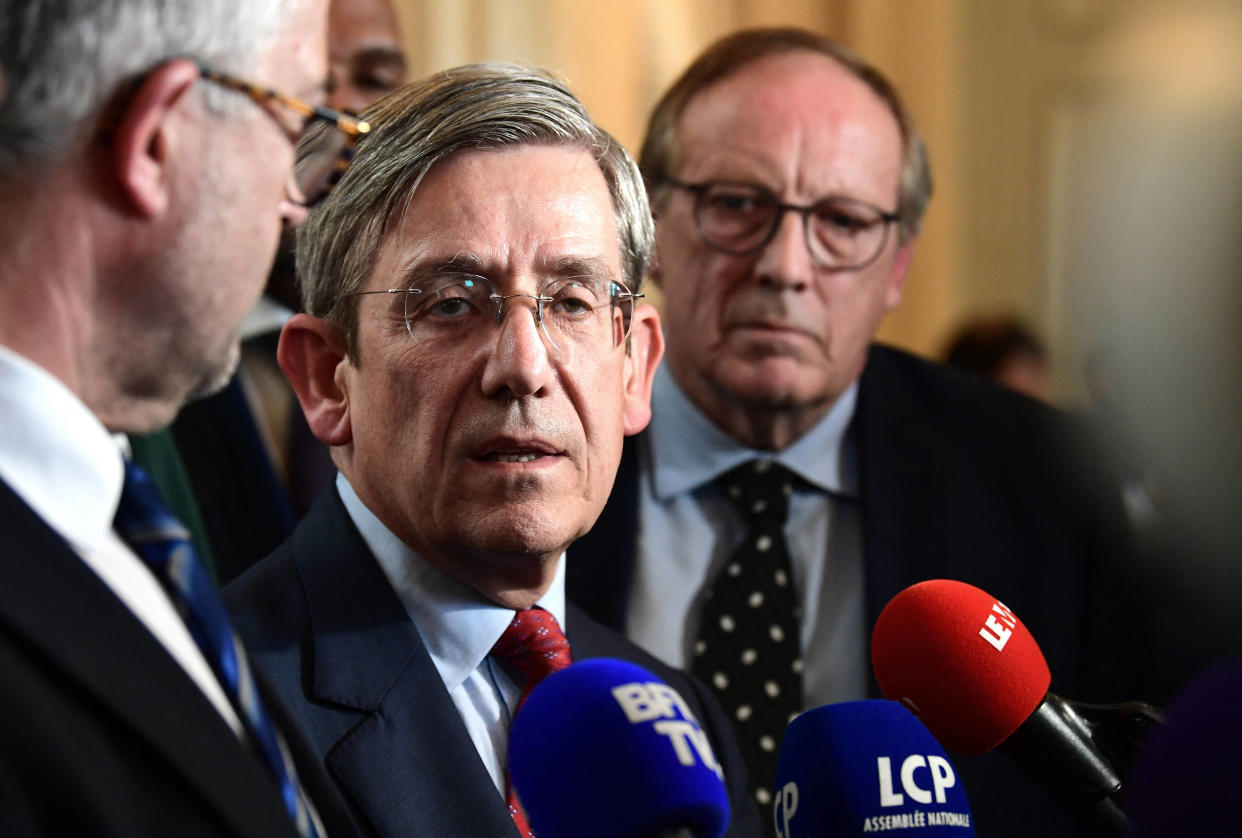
[730,320,817,342]
[473,437,564,465]
[487,451,545,463]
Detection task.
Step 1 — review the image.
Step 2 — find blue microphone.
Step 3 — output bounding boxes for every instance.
[509,658,730,838]
[1126,660,1242,836]
[773,700,973,837]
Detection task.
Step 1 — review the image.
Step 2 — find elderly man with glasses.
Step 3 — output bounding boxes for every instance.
[221,63,762,838]
[0,1,366,836]
[565,28,1155,836]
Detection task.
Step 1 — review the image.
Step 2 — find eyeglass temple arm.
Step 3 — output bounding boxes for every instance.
[197,65,370,136]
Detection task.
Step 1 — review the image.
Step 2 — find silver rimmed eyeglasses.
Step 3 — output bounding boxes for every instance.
[197,65,370,207]
[340,272,644,358]
[669,179,900,271]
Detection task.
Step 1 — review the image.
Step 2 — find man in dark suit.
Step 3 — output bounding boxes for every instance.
[565,28,1151,836]
[0,1,363,834]
[224,64,762,837]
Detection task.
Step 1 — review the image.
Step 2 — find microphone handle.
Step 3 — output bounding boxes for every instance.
[1003,692,1130,836]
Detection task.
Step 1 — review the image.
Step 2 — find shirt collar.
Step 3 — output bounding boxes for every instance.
[648,362,859,499]
[0,344,125,548]
[336,473,567,692]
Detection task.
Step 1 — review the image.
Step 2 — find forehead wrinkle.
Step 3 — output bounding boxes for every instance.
[540,254,616,283]
[680,54,900,207]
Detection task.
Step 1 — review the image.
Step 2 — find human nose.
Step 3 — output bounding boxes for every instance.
[753,208,813,291]
[479,296,557,398]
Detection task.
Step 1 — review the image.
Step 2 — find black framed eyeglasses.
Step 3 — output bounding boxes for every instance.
[669,179,900,271]
[339,272,644,359]
[198,65,370,207]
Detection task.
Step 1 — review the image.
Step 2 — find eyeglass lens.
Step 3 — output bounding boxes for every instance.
[694,183,893,268]
[293,123,354,207]
[400,274,635,358]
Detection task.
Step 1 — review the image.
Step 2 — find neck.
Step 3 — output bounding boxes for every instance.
[426,546,561,611]
[0,162,201,434]
[0,180,104,416]
[682,377,834,453]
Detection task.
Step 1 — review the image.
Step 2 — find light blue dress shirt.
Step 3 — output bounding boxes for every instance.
[337,474,567,798]
[625,363,869,708]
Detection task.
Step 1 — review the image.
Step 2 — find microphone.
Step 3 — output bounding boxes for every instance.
[1125,660,1242,836]
[773,699,974,836]
[871,579,1162,836]
[508,657,730,838]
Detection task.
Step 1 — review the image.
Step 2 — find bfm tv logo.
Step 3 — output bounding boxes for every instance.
[773,754,958,837]
[611,681,724,779]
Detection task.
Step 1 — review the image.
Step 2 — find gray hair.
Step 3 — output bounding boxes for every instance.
[297,62,654,362]
[0,0,297,177]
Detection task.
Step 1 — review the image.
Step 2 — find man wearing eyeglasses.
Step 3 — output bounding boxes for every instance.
[566,28,1152,836]
[0,1,365,835]
[222,63,762,837]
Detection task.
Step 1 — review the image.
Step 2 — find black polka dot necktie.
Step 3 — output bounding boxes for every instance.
[692,459,803,817]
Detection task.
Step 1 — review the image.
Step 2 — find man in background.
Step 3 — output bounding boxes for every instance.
[169,0,410,584]
[0,0,361,834]
[568,27,1149,835]
[942,311,1051,402]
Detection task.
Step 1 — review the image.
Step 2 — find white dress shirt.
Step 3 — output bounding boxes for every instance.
[626,363,869,707]
[0,344,242,735]
[338,474,568,798]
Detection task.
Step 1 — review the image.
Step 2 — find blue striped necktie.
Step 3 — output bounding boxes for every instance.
[114,460,322,838]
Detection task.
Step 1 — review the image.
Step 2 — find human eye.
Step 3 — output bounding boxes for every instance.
[407,275,489,322]
[545,279,602,318]
[703,184,770,216]
[815,201,880,235]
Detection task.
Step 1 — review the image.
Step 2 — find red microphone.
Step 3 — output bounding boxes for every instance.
[871,579,1162,836]
[871,578,1049,755]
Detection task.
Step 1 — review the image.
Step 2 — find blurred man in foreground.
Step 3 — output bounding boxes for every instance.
[0,0,363,834]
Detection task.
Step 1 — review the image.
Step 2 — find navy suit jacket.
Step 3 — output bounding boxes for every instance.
[0,478,357,838]
[567,344,1154,836]
[224,488,764,838]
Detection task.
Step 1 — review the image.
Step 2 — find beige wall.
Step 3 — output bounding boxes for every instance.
[387,0,1241,401]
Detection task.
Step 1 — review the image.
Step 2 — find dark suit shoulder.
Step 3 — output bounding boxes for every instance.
[864,344,1081,444]
[0,479,303,838]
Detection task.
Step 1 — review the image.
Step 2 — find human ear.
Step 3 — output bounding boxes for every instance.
[885,239,916,310]
[278,314,353,446]
[110,59,201,218]
[621,303,665,436]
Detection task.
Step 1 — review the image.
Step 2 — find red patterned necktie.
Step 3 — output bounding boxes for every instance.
[491,608,573,837]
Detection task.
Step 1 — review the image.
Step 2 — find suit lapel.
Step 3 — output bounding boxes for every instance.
[856,347,941,638]
[292,494,516,838]
[0,480,295,838]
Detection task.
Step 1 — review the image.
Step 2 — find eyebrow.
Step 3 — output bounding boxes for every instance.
[394,252,617,289]
[353,46,409,69]
[540,255,616,284]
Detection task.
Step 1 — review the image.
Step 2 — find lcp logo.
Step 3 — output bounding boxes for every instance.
[773,782,799,838]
